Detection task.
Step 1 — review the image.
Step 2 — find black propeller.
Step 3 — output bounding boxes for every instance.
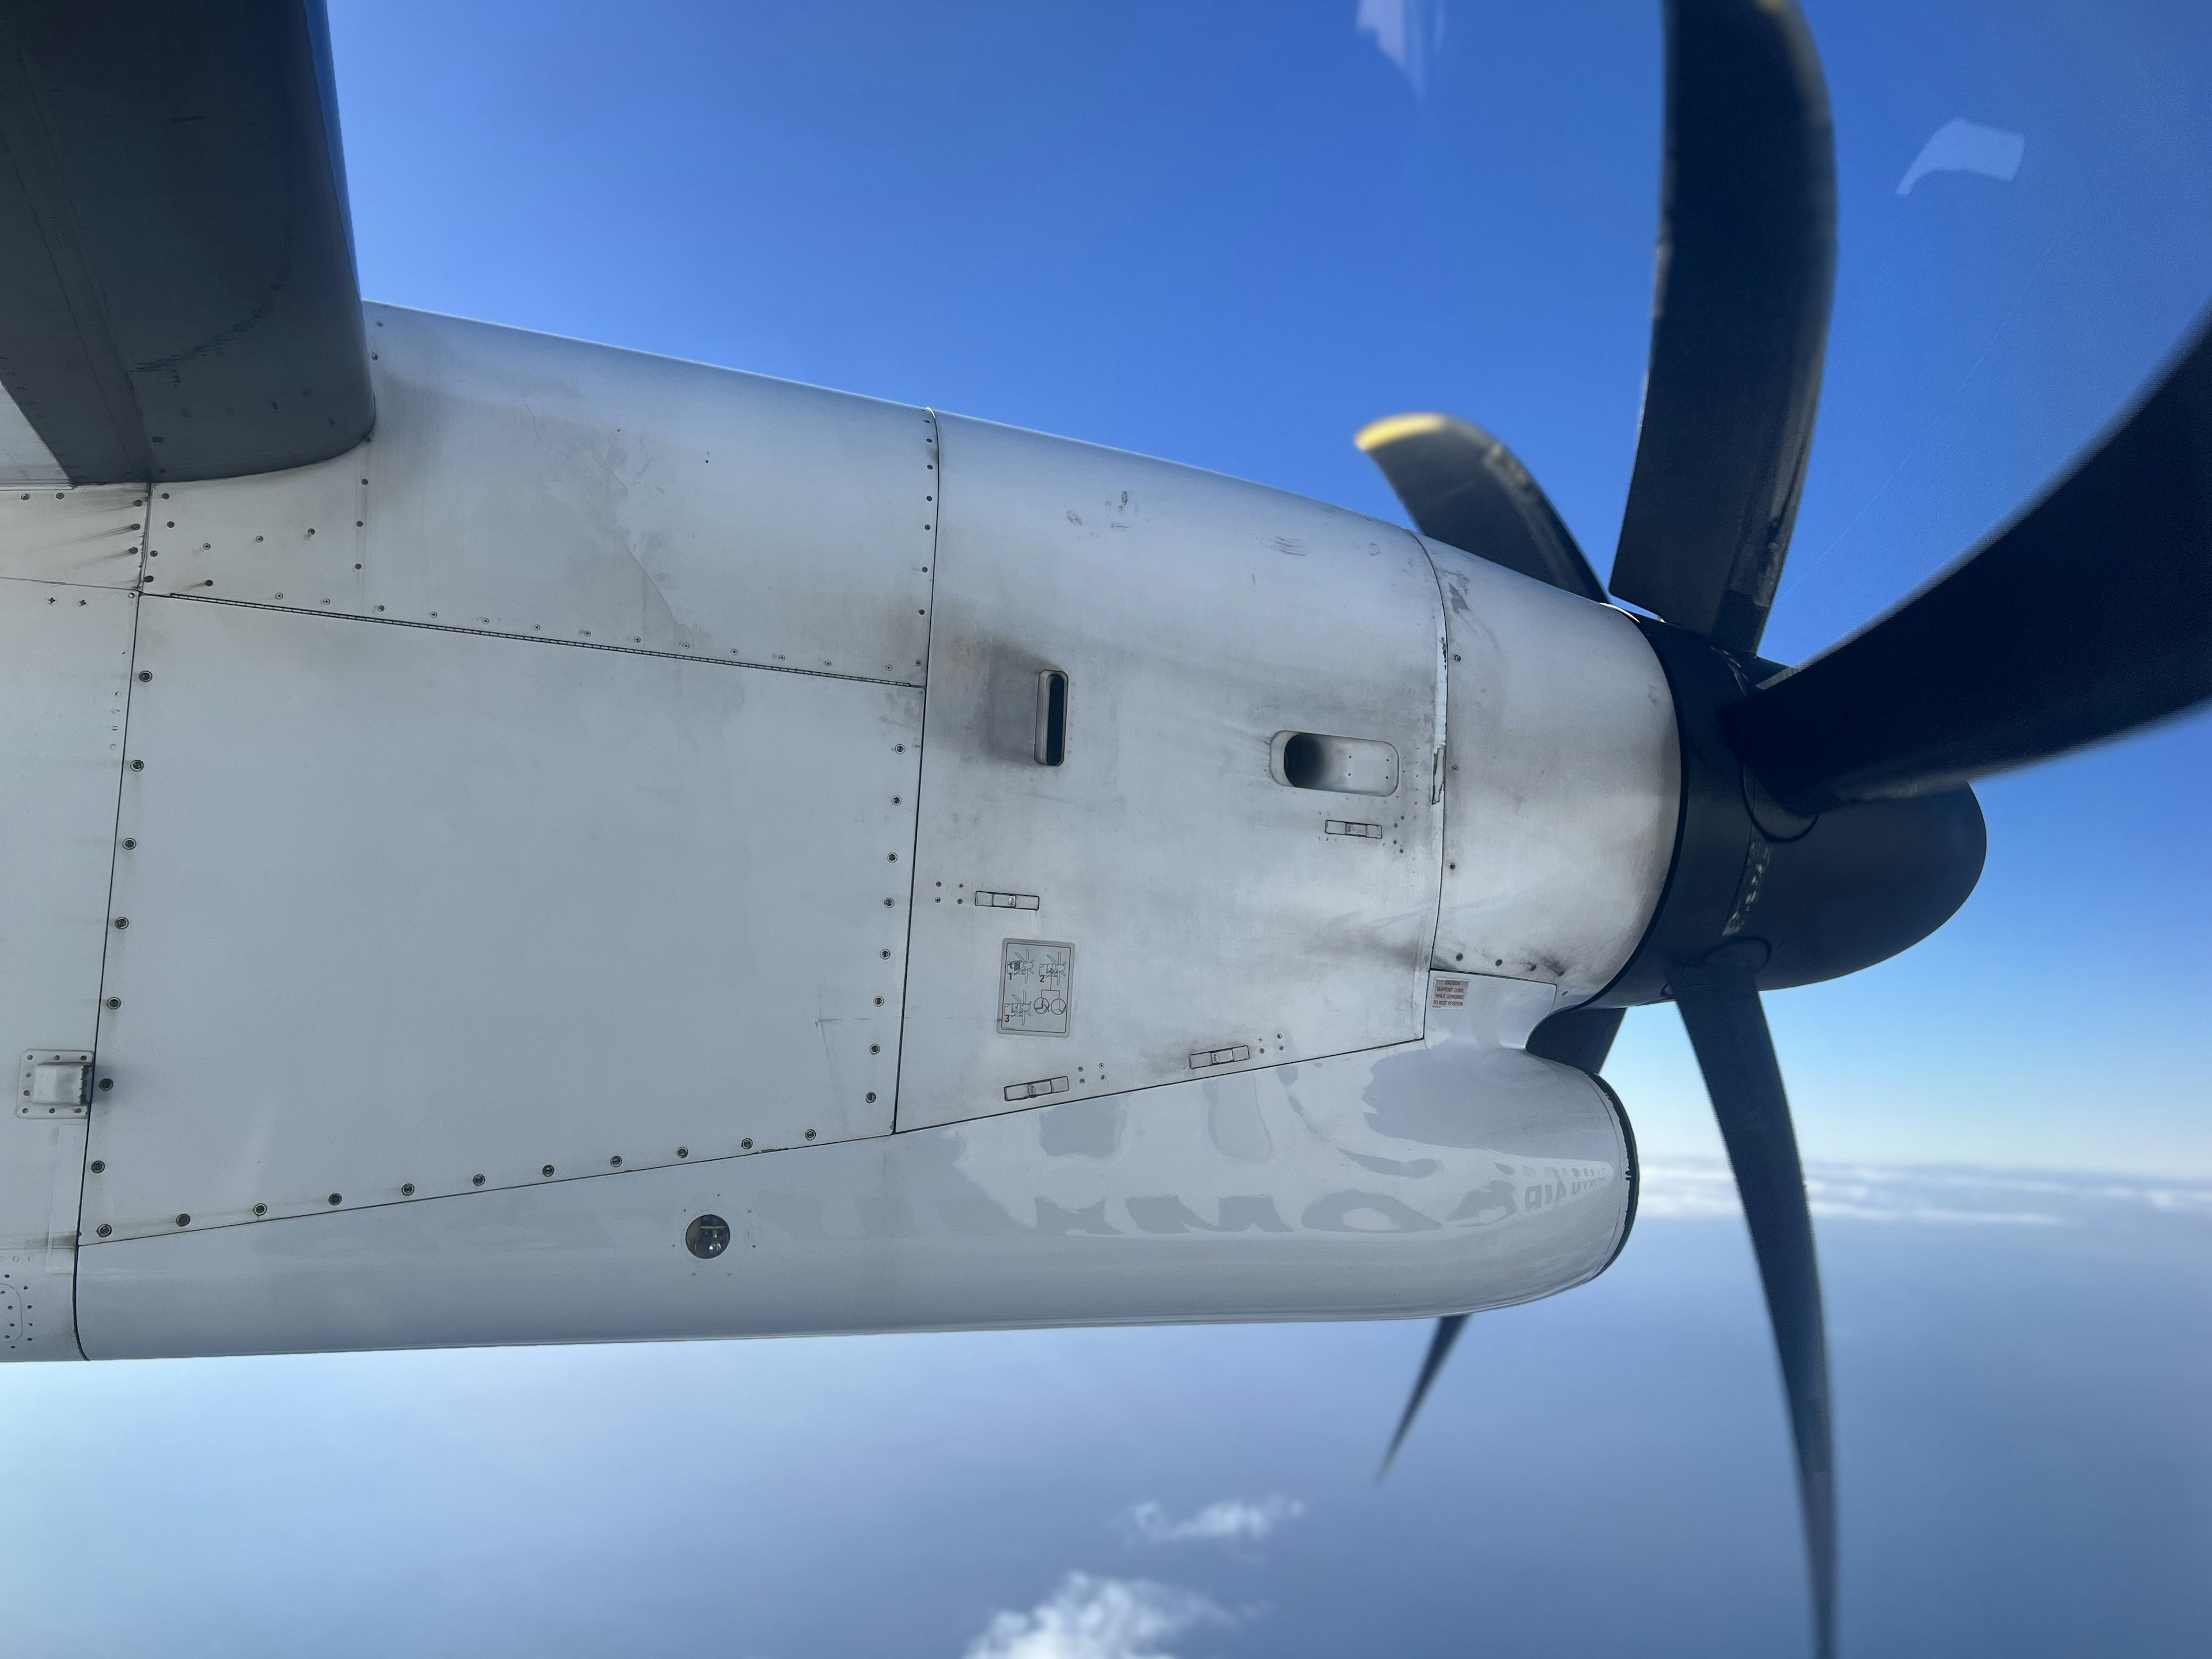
[1361,3,2210,1656]
[1723,312,2212,812]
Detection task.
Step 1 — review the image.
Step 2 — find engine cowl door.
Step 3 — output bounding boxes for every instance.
[897,418,1448,1130]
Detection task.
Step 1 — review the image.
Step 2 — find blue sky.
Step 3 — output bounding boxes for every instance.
[3,4,2205,1654]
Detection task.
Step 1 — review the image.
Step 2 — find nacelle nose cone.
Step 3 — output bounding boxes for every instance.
[1605,619,1991,1006]
[1742,783,1986,991]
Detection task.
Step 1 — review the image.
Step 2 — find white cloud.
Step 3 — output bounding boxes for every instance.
[1636,1160,2212,1228]
[963,1573,1231,1659]
[1897,117,2027,195]
[1116,1495,1305,1546]
[1357,0,1445,98]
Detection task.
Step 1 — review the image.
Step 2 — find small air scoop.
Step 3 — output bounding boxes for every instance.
[1272,732,1399,797]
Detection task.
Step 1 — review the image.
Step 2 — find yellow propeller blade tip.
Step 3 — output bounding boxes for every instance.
[1354,412,1452,453]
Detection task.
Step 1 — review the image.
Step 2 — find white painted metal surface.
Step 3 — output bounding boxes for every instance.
[897,416,1448,1131]
[0,307,1685,1362]
[0,577,137,1359]
[86,596,921,1244]
[1423,540,1681,1002]
[77,979,1632,1358]
[0,385,66,487]
[142,305,939,685]
[0,485,148,588]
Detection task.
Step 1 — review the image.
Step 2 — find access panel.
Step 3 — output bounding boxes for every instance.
[85,599,920,1244]
[897,419,1446,1129]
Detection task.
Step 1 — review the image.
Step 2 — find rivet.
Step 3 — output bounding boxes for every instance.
[541,1164,555,1177]
[96,1224,112,1237]
[89,1160,105,1174]
[327,1192,342,1206]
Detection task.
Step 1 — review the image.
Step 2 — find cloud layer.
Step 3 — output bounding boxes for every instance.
[964,1573,1231,1659]
[1116,1495,1305,1546]
[1637,1160,2212,1227]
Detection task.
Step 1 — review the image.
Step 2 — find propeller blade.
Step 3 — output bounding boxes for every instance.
[1671,955,1835,1659]
[1377,1312,1469,1481]
[1357,413,1607,601]
[1609,0,1836,652]
[1722,312,2212,811]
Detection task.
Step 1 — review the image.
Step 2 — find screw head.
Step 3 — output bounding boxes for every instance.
[609,1155,622,1168]
[806,1128,818,1139]
[471,1173,485,1187]
[120,838,137,850]
[675,1147,688,1159]
[741,1138,753,1150]
[105,997,120,1010]
[89,1160,105,1173]
[869,1044,881,1055]
[112,916,128,929]
[327,1192,342,1206]
[97,1077,113,1092]
[137,670,151,683]
[400,1183,415,1196]
[541,1164,555,1177]
[175,1213,189,1227]
[96,1224,112,1238]
[252,1203,267,1217]
[129,759,143,771]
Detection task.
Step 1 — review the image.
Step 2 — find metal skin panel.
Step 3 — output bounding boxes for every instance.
[142,304,939,685]
[75,987,1632,1358]
[86,597,921,1244]
[1425,540,1681,1003]
[0,578,137,1359]
[0,484,148,588]
[898,415,1448,1131]
[0,382,65,486]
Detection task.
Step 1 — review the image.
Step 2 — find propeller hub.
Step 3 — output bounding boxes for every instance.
[1600,618,1987,1006]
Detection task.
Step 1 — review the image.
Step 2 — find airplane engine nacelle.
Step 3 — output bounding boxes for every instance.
[0,305,1666,1361]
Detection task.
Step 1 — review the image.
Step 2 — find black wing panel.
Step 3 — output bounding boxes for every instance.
[0,0,372,483]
